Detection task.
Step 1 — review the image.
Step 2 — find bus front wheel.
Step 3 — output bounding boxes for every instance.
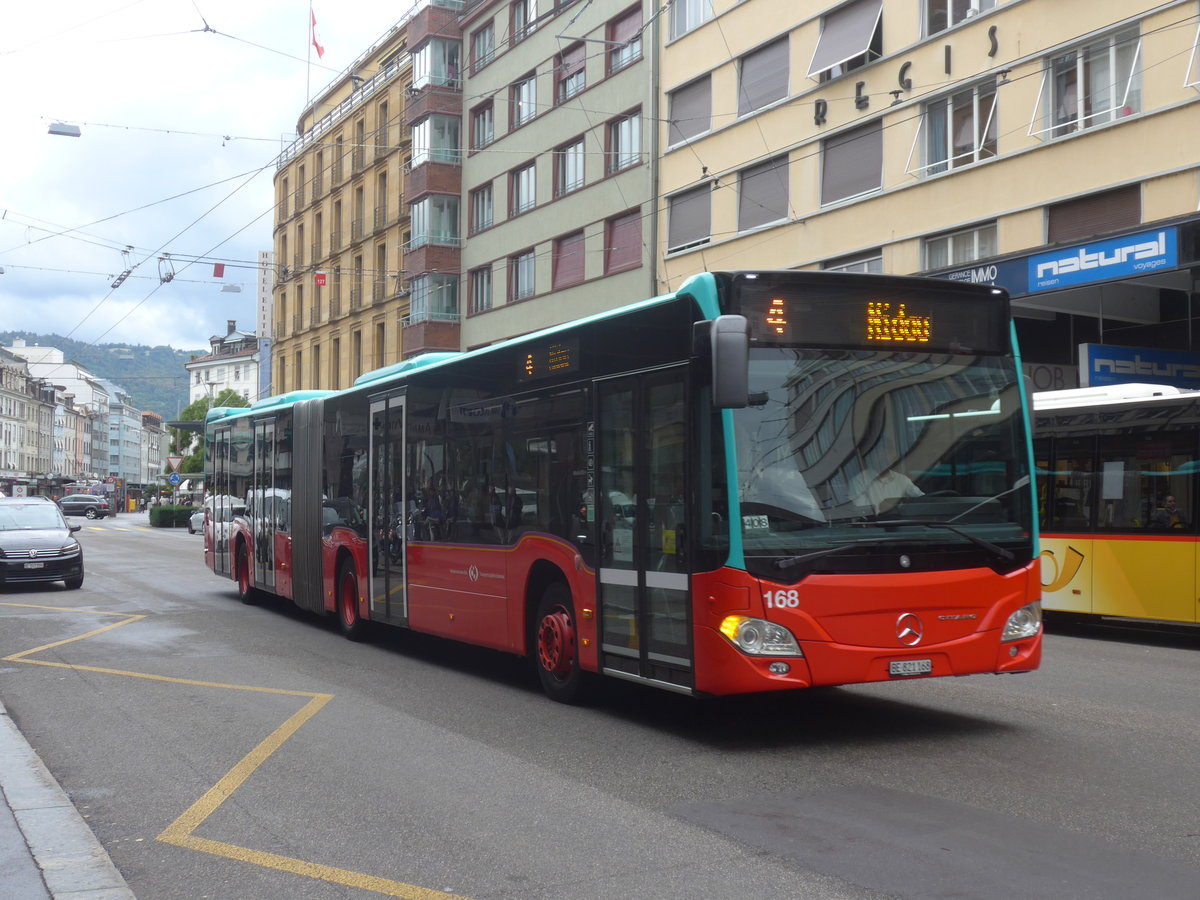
[338,561,367,642]
[534,583,585,703]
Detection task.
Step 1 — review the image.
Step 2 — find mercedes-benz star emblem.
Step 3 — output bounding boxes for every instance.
[896,612,924,646]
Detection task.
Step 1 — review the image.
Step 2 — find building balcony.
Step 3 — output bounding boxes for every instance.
[401,312,460,359]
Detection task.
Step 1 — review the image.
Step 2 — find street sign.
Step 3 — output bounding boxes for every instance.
[167,456,184,472]
[168,473,182,486]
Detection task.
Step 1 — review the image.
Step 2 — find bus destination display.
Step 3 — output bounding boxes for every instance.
[517,338,579,382]
[733,278,1007,354]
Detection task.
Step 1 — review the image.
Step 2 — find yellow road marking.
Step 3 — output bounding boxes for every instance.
[2,601,473,899]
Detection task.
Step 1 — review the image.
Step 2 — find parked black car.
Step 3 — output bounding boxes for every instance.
[0,498,84,589]
[58,493,112,519]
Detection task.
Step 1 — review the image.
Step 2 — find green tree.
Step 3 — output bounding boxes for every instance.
[168,389,250,474]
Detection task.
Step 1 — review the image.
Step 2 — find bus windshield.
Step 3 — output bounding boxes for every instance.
[733,348,1033,579]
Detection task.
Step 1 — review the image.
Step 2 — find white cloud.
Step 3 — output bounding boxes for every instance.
[0,0,419,349]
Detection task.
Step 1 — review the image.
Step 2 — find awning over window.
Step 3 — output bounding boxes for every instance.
[807,0,883,78]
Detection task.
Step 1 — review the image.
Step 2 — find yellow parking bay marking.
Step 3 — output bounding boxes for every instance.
[1,601,471,900]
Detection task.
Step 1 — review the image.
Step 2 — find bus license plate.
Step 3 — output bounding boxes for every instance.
[24,562,45,569]
[889,658,932,677]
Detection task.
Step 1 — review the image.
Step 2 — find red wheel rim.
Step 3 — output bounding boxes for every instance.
[537,605,576,680]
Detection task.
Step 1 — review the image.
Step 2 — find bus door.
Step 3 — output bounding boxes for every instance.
[596,369,693,692]
[251,420,276,592]
[369,394,407,624]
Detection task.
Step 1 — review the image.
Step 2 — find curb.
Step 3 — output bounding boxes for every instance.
[0,700,135,899]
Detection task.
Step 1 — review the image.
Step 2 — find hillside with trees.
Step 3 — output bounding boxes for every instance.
[0,332,203,420]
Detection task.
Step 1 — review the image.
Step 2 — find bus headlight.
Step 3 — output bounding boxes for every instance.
[1002,601,1042,642]
[719,615,803,656]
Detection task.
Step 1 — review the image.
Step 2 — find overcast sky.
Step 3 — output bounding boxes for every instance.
[1,0,418,351]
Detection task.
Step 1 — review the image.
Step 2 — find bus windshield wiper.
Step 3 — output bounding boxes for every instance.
[773,536,917,569]
[855,519,1014,561]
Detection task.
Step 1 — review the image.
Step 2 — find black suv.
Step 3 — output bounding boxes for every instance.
[0,497,84,589]
[58,493,112,519]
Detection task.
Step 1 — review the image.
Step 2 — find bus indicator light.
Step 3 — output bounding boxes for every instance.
[866,301,932,344]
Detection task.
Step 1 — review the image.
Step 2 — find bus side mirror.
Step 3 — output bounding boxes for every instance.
[711,315,750,409]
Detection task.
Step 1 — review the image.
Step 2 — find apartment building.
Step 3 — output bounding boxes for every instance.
[272,15,417,394]
[659,0,1200,390]
[273,0,1200,396]
[184,320,262,407]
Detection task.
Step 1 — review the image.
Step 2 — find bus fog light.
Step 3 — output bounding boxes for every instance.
[768,662,791,675]
[1002,601,1041,642]
[719,615,802,657]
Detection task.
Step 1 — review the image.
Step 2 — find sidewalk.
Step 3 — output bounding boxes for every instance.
[0,700,135,899]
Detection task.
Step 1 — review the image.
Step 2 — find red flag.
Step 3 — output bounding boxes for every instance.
[311,9,325,59]
[213,263,225,278]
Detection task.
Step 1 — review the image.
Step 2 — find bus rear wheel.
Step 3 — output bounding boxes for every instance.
[236,544,255,605]
[338,561,367,642]
[535,583,585,703]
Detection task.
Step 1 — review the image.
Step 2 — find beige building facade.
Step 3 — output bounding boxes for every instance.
[272,15,417,394]
[659,0,1200,388]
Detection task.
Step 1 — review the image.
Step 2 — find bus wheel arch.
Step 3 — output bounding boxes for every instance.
[337,556,367,642]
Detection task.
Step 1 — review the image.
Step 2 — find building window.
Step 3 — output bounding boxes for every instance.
[1047,185,1141,245]
[605,208,641,274]
[669,0,712,40]
[412,37,462,90]
[511,0,537,43]
[923,222,997,270]
[739,38,789,115]
[470,183,494,233]
[608,6,642,73]
[738,156,790,231]
[917,79,997,176]
[667,184,710,252]
[554,138,585,196]
[926,0,995,36]
[409,195,460,248]
[821,120,883,205]
[510,163,536,215]
[470,22,495,73]
[1038,27,1141,139]
[410,274,459,323]
[553,231,585,289]
[556,43,585,103]
[668,75,711,145]
[607,111,641,174]
[823,252,883,273]
[411,115,461,166]
[471,266,493,313]
[807,0,883,81]
[511,73,537,129]
[510,249,536,300]
[471,102,494,149]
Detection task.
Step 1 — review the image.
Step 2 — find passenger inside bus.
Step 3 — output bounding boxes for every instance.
[1149,495,1185,529]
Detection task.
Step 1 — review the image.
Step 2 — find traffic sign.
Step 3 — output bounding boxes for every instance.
[168,473,182,486]
[167,456,184,472]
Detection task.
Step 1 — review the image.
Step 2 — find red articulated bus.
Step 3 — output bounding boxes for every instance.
[204,270,1042,702]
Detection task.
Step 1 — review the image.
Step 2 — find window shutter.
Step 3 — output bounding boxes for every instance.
[739,38,789,115]
[1047,185,1141,244]
[606,209,642,273]
[821,120,883,204]
[739,156,790,230]
[669,76,711,144]
[668,185,711,250]
[553,231,585,288]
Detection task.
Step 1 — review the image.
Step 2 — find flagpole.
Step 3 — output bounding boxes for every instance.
[306,2,313,104]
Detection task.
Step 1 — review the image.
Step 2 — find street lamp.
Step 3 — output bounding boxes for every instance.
[48,123,81,137]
